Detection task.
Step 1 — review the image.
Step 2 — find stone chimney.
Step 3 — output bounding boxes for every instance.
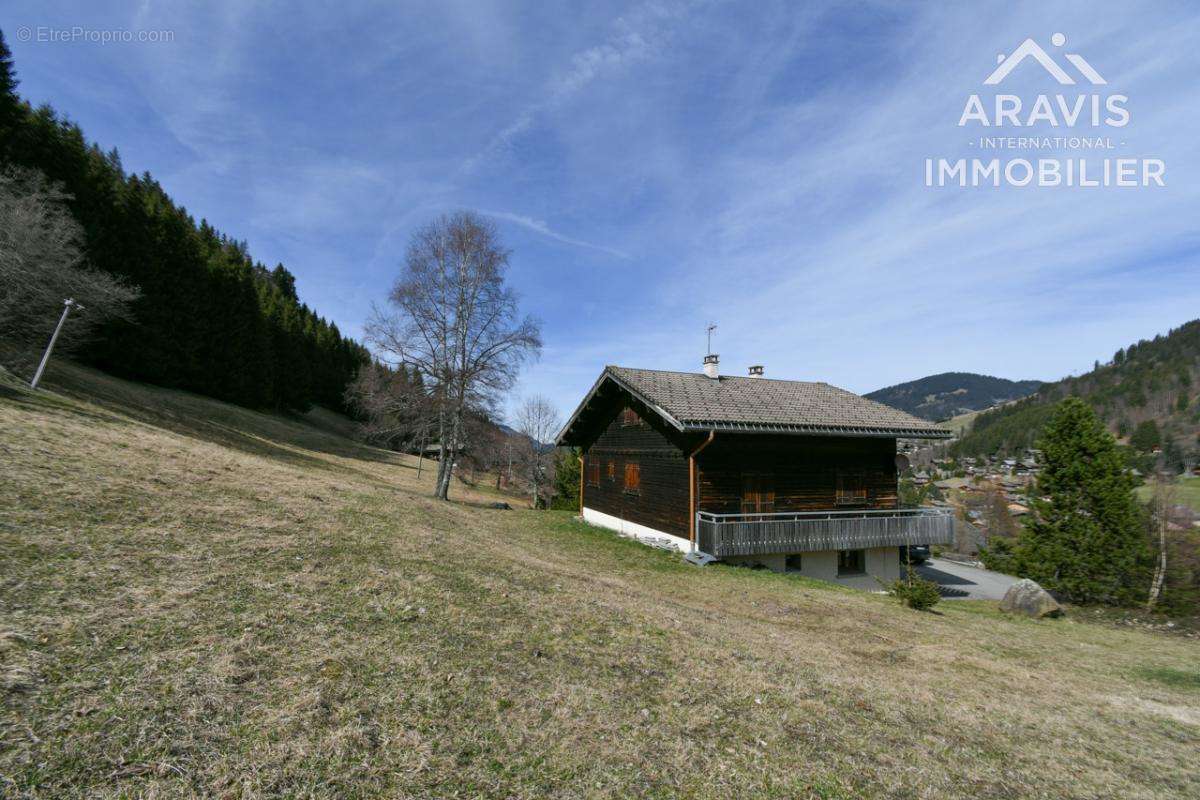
[703,354,719,379]
[748,365,764,378]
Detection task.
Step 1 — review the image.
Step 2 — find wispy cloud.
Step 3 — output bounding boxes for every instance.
[479,209,631,259]
[10,0,1198,420]
[459,0,705,175]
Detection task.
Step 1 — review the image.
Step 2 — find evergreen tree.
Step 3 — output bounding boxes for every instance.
[1010,398,1150,605]
[0,31,368,411]
[1130,419,1162,453]
[0,31,23,158]
[551,447,581,510]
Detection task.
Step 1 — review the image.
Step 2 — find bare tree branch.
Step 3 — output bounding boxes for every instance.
[364,212,542,500]
[514,395,561,509]
[0,165,139,377]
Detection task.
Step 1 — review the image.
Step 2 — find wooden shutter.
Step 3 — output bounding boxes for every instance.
[740,474,775,516]
[623,462,641,494]
[836,472,867,506]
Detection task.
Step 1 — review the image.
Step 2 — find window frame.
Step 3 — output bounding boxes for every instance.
[835,471,869,507]
[586,459,601,488]
[620,407,639,427]
[740,473,776,517]
[837,549,866,576]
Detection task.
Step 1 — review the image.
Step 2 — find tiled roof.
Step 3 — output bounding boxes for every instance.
[563,366,951,439]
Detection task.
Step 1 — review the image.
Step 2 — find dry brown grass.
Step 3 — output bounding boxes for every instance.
[2,363,1198,799]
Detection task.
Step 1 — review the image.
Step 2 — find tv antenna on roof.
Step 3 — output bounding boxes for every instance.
[706,322,717,355]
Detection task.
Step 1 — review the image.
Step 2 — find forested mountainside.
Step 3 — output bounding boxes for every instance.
[865,372,1042,421]
[0,32,367,411]
[952,318,1200,467]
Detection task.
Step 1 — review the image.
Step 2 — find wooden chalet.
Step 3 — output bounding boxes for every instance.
[556,358,954,589]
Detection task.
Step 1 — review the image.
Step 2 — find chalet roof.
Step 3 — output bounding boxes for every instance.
[556,366,952,444]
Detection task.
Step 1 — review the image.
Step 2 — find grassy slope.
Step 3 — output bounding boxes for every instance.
[1135,476,1200,513]
[2,365,1199,799]
[942,408,981,436]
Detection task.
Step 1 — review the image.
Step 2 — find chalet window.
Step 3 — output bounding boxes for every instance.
[620,407,639,427]
[623,462,641,495]
[740,474,775,516]
[586,460,600,488]
[837,549,865,576]
[835,472,868,506]
[607,460,616,481]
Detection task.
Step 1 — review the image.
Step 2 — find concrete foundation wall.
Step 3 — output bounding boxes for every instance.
[582,506,693,553]
[726,546,901,591]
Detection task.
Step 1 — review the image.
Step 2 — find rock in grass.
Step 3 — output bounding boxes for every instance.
[1000,579,1063,619]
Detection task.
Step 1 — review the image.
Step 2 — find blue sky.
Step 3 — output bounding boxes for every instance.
[7,1,1200,422]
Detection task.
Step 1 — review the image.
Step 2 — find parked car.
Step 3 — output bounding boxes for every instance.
[900,545,930,565]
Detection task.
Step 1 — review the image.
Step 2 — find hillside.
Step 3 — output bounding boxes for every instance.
[865,372,1042,421]
[953,319,1200,463]
[2,363,1199,798]
[0,35,367,411]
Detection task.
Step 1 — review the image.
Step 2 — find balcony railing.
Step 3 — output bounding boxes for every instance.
[695,507,955,558]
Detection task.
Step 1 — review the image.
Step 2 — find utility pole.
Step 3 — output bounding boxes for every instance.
[30,299,83,390]
[416,430,427,480]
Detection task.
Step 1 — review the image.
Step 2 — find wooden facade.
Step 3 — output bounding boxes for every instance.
[579,392,899,542]
[582,401,694,538]
[695,435,898,516]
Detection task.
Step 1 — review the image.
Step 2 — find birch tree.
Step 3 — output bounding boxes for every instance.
[515,394,561,509]
[366,212,541,500]
[1146,476,1175,611]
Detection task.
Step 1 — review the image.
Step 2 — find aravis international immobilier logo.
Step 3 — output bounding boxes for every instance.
[926,33,1165,188]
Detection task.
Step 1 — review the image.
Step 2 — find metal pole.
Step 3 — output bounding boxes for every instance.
[30,299,79,390]
[416,430,427,479]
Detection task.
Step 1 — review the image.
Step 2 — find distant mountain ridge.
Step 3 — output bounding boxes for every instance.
[951,318,1200,465]
[865,372,1043,422]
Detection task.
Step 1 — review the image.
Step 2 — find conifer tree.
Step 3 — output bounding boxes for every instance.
[1011,398,1150,605]
[0,30,368,411]
[1129,419,1161,453]
[0,31,23,158]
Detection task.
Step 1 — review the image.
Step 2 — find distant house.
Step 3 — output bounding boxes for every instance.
[556,359,954,589]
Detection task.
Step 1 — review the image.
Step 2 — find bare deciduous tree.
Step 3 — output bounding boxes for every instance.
[515,395,561,509]
[0,165,138,377]
[1146,475,1175,611]
[344,361,435,452]
[366,212,541,500]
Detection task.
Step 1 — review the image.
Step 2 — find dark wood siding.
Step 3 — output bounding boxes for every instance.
[696,435,897,514]
[577,389,900,538]
[582,402,691,538]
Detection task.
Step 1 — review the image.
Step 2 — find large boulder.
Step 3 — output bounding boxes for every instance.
[1000,579,1063,618]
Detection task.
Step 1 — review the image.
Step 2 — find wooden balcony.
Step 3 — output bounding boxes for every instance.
[695,507,955,558]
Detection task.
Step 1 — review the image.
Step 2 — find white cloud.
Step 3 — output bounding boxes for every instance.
[479,210,631,259]
[459,0,707,175]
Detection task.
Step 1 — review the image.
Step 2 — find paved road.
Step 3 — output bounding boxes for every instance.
[914,558,1019,600]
